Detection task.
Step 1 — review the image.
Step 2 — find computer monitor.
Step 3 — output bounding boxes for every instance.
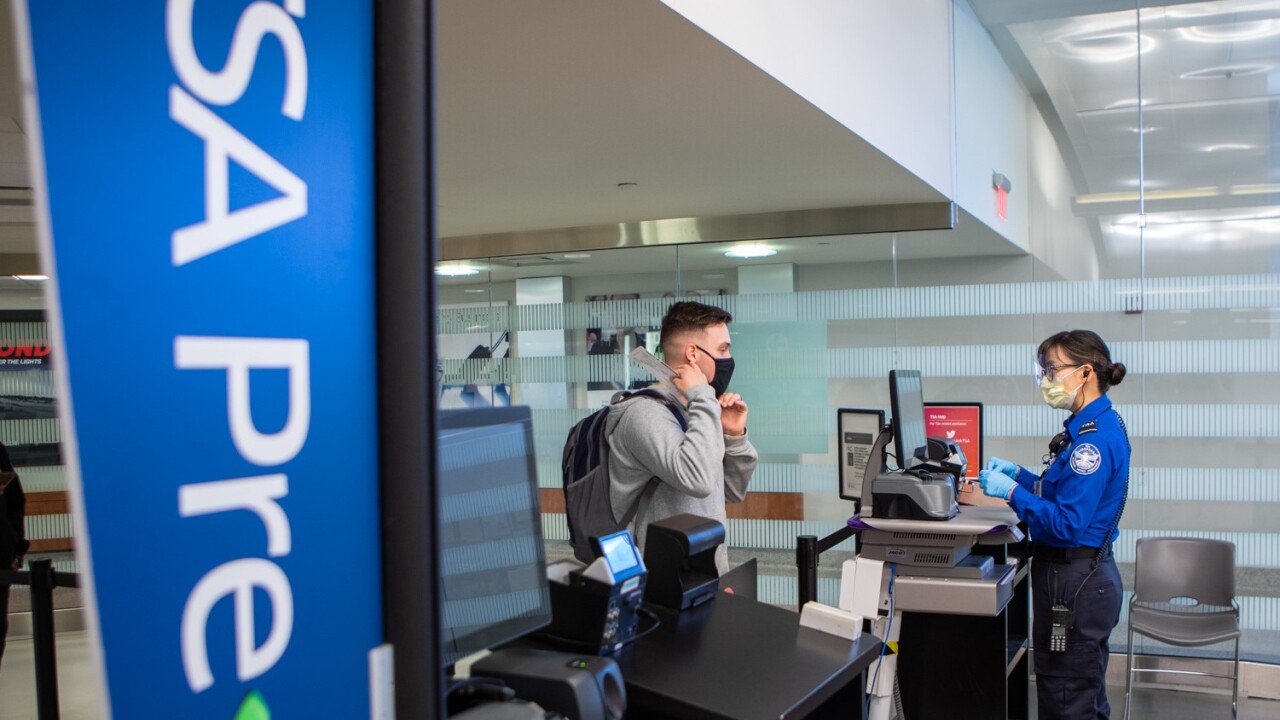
[888,369,927,469]
[438,406,551,667]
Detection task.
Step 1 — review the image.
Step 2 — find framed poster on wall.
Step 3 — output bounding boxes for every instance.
[923,402,1000,506]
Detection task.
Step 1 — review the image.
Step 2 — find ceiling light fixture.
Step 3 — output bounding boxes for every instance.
[724,244,777,259]
[1076,187,1221,204]
[435,265,481,277]
[562,253,592,259]
[1104,98,1149,110]
[1178,21,1280,44]
[1054,31,1156,62]
[1078,94,1272,116]
[1204,144,1255,152]
[1180,64,1274,80]
[1120,178,1165,189]
[1229,184,1280,196]
[12,274,48,281]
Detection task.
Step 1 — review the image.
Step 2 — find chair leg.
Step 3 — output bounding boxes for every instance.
[1124,626,1135,720]
[1231,636,1239,719]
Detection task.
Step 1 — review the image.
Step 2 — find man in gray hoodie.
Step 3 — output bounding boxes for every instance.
[606,301,757,574]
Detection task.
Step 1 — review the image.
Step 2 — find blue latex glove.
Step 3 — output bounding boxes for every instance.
[979,468,1017,500]
[986,457,1020,480]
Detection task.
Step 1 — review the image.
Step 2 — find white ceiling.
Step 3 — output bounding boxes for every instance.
[434,0,948,238]
[977,0,1280,254]
[1,2,1275,271]
[0,6,36,261]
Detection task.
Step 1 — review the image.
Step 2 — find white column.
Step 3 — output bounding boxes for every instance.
[515,276,570,409]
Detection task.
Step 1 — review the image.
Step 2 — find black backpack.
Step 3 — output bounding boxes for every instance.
[561,389,687,563]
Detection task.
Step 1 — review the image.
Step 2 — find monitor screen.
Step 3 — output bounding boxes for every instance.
[888,370,928,469]
[595,529,645,582]
[438,406,551,667]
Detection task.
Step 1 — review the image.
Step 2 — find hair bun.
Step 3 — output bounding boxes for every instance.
[1109,362,1127,386]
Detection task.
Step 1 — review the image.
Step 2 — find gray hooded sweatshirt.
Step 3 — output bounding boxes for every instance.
[605,382,757,573]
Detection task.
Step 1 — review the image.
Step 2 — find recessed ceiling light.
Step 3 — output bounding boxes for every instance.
[1181,64,1274,80]
[12,274,47,281]
[724,244,777,259]
[1228,184,1279,196]
[1204,144,1254,152]
[1178,21,1280,44]
[1077,187,1220,204]
[435,265,481,277]
[1104,98,1149,110]
[1120,178,1164,189]
[1053,31,1155,62]
[563,253,592,259]
[1128,126,1157,134]
[463,288,487,293]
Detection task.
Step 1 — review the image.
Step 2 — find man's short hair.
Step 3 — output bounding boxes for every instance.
[660,301,732,355]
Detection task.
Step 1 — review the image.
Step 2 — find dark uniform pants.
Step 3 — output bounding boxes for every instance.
[1032,555,1123,719]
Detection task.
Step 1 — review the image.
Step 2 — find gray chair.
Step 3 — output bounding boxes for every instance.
[1124,537,1241,719]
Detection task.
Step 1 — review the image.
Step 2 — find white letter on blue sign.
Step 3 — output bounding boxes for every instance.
[168,86,308,266]
[166,0,309,119]
[181,558,294,692]
[179,475,291,557]
[174,336,310,466]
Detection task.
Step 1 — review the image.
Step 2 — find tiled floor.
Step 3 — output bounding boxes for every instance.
[1,632,1277,719]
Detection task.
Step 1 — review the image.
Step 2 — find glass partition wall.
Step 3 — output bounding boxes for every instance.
[437,0,1280,666]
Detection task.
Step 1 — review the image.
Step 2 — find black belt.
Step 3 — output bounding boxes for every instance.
[1032,544,1104,562]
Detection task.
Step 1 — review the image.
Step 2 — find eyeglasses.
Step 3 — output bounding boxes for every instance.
[1034,363,1079,384]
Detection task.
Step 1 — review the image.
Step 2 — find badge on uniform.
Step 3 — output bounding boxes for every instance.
[1069,443,1102,475]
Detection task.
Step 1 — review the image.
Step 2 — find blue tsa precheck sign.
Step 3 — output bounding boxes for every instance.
[13,2,382,718]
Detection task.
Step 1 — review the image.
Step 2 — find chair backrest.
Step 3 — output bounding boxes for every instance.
[1133,537,1236,606]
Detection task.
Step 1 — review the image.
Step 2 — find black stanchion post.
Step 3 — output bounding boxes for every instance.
[29,558,60,720]
[797,526,861,609]
[796,535,818,607]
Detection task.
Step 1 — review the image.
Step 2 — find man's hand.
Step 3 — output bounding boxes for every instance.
[719,392,748,436]
[11,555,22,571]
[671,362,709,397]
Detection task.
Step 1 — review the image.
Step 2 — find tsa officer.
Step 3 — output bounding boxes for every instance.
[979,330,1130,720]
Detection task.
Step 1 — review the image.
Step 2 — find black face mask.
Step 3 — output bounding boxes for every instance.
[695,345,735,397]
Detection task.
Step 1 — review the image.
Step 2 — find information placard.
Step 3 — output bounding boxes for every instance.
[837,408,885,502]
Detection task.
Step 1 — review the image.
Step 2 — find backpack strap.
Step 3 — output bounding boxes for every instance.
[611,388,688,431]
[608,388,688,530]
[617,477,660,528]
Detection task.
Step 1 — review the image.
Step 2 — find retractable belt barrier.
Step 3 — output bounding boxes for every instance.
[0,559,81,720]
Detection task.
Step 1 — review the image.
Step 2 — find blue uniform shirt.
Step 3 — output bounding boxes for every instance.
[1008,395,1129,548]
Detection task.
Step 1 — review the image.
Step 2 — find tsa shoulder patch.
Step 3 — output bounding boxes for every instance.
[1069,443,1103,475]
